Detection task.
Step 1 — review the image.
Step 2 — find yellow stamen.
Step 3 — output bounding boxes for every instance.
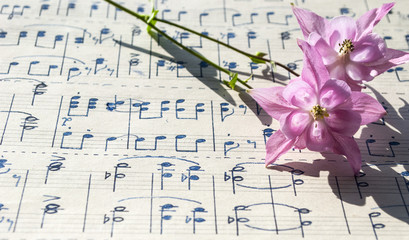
[311,104,329,120]
[338,39,354,55]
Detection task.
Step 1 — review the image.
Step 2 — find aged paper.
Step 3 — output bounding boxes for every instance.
[0,0,408,239]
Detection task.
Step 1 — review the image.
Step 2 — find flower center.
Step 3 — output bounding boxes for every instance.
[338,39,354,55]
[310,104,329,120]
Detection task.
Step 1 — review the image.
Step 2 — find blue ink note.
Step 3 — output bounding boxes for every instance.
[249,63,259,80]
[28,61,58,76]
[90,3,99,17]
[133,101,169,119]
[0,62,18,74]
[20,115,39,141]
[32,82,47,105]
[263,128,275,144]
[220,102,234,121]
[135,136,166,150]
[0,31,27,46]
[231,12,257,26]
[35,31,64,49]
[106,97,125,112]
[281,31,290,49]
[186,207,207,233]
[0,159,8,169]
[158,162,175,190]
[160,203,178,234]
[340,7,355,17]
[228,205,250,236]
[156,60,166,76]
[66,2,76,16]
[247,31,256,48]
[0,4,9,15]
[104,206,128,237]
[226,32,235,45]
[232,13,241,26]
[7,5,30,20]
[129,56,140,74]
[41,202,62,228]
[0,203,7,211]
[68,96,98,117]
[67,67,80,81]
[369,212,384,240]
[267,11,292,25]
[105,163,130,192]
[176,99,205,119]
[224,141,240,156]
[60,132,94,150]
[176,61,208,77]
[178,10,187,21]
[74,29,88,44]
[105,137,117,151]
[39,4,49,16]
[94,58,107,74]
[387,67,409,82]
[181,165,203,190]
[366,136,400,157]
[224,166,245,194]
[175,135,206,152]
[199,12,208,26]
[0,159,11,175]
[97,28,113,44]
[286,61,299,79]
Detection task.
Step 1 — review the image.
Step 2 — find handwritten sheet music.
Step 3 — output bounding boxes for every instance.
[0,0,408,238]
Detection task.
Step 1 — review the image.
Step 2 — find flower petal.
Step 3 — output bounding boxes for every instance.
[247,87,295,120]
[298,39,330,90]
[328,16,358,48]
[308,32,339,65]
[356,2,395,39]
[327,60,347,81]
[345,61,373,81]
[282,79,317,110]
[350,33,386,63]
[319,79,351,110]
[305,121,334,152]
[365,48,409,76]
[346,92,387,125]
[325,109,361,136]
[265,130,296,166]
[280,110,312,139]
[332,133,362,175]
[294,132,307,149]
[292,5,330,40]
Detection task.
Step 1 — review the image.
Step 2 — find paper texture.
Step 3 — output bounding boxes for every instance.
[0,0,408,238]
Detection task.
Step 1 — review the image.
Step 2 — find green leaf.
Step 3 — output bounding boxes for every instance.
[146,8,159,32]
[243,75,252,83]
[249,52,268,64]
[224,72,239,89]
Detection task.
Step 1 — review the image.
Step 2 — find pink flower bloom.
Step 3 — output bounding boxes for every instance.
[292,2,409,91]
[248,41,386,175]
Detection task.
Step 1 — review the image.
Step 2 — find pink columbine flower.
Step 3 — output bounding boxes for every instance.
[292,2,409,91]
[248,41,386,175]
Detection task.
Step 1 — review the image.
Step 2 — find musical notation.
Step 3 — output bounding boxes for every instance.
[0,0,408,239]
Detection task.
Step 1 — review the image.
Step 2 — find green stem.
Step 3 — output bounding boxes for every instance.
[155,18,300,77]
[104,0,252,89]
